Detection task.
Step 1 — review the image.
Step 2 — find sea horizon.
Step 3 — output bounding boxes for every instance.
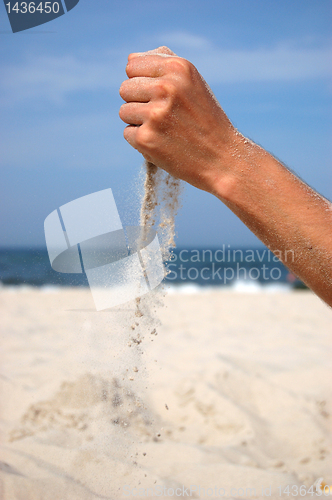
[0,245,307,291]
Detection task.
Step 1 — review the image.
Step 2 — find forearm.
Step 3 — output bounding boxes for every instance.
[212,133,332,306]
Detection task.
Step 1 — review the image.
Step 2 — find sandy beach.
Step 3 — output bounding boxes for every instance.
[0,286,331,499]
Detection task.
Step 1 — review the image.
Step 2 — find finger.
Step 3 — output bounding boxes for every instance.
[119,77,155,103]
[123,125,152,162]
[126,54,173,78]
[119,102,149,125]
[123,125,139,150]
[126,54,168,78]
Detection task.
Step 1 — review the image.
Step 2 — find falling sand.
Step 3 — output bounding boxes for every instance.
[135,160,182,319]
[139,160,182,260]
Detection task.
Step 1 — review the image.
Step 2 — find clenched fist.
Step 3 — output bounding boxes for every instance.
[119,46,239,195]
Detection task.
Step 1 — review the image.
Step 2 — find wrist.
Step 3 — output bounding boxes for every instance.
[209,130,263,205]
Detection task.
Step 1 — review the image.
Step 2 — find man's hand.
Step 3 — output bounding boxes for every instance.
[119,46,237,194]
[119,46,332,307]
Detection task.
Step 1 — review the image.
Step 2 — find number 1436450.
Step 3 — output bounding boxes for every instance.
[5,2,60,14]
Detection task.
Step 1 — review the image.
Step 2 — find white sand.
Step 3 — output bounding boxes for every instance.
[0,287,331,499]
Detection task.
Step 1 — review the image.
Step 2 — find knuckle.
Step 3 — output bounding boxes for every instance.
[148,103,174,135]
[154,80,177,99]
[135,126,154,150]
[165,57,193,78]
[149,106,164,124]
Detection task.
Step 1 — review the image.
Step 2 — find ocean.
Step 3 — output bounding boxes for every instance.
[0,246,306,291]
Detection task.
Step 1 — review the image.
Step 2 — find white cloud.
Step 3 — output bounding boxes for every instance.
[0,112,133,170]
[155,32,332,84]
[0,49,126,106]
[157,31,211,50]
[0,33,330,109]
[194,44,332,84]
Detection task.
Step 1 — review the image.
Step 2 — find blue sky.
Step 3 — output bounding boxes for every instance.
[1,0,331,248]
